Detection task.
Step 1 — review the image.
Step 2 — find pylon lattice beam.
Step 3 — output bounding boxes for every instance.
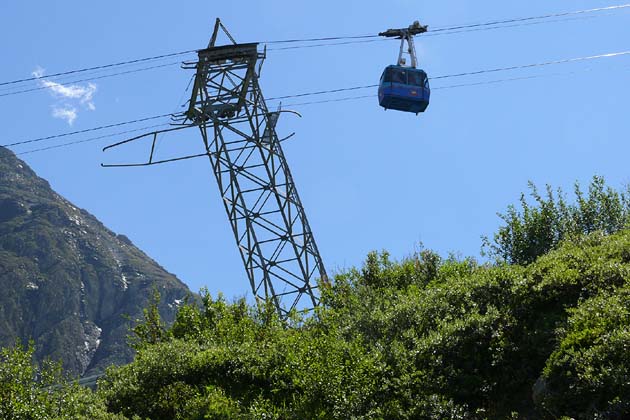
[182,38,327,317]
[102,20,328,318]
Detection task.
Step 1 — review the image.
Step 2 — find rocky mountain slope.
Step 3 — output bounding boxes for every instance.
[0,146,191,377]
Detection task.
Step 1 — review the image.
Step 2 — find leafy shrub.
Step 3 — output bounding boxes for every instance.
[6,177,630,419]
[0,342,125,420]
[96,231,630,418]
[484,176,630,265]
[537,287,630,419]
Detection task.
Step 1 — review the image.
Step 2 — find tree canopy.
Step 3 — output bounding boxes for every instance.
[2,176,630,419]
[484,175,630,265]
[95,231,630,419]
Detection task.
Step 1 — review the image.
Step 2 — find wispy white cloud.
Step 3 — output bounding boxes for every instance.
[39,79,97,106]
[32,67,97,125]
[32,67,45,79]
[51,106,78,125]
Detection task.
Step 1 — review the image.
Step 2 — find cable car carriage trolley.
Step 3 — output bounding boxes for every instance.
[378,21,430,115]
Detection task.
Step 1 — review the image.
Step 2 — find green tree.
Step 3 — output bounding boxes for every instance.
[483,176,630,265]
[0,342,126,420]
[537,286,630,419]
[130,285,167,349]
[100,229,630,419]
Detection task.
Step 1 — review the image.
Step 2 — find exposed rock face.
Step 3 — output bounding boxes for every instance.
[0,146,192,377]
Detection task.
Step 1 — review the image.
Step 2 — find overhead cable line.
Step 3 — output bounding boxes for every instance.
[266,15,600,52]
[17,124,170,155]
[2,113,174,147]
[261,4,630,44]
[429,3,630,33]
[269,50,630,101]
[0,55,189,94]
[266,3,630,48]
[268,85,377,101]
[0,3,628,88]
[431,50,630,79]
[0,50,197,87]
[150,74,196,158]
[5,49,629,150]
[280,66,629,107]
[2,77,195,149]
[268,38,388,52]
[17,63,630,156]
[0,62,182,98]
[262,34,377,44]
[424,14,604,38]
[13,77,197,155]
[282,94,376,108]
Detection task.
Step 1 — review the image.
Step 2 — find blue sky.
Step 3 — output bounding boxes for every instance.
[1,1,629,299]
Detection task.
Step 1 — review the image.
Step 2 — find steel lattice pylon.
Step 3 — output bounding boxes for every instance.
[182,27,327,316]
[103,20,328,317]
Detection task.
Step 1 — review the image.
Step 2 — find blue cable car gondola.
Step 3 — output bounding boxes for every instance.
[378,65,430,114]
[378,21,430,115]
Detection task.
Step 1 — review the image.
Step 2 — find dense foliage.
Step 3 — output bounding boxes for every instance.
[0,343,125,419]
[92,230,630,419]
[484,176,630,265]
[2,177,630,419]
